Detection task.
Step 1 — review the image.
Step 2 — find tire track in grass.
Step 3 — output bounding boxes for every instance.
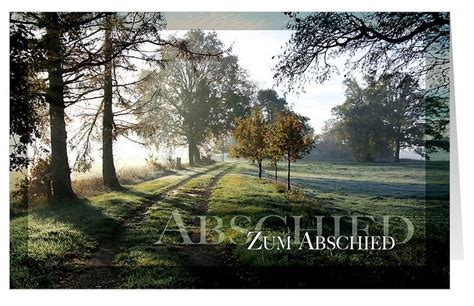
[60,163,228,288]
[171,163,266,287]
[172,164,236,267]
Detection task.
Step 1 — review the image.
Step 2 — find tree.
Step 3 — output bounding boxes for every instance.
[333,75,425,162]
[376,74,424,162]
[9,19,46,171]
[256,89,287,122]
[333,78,391,161]
[66,13,166,189]
[274,12,450,156]
[11,13,188,198]
[270,111,315,191]
[424,95,449,156]
[275,12,450,93]
[101,14,121,189]
[312,119,351,161]
[138,30,253,166]
[11,12,114,201]
[43,13,80,200]
[230,109,269,178]
[265,128,284,182]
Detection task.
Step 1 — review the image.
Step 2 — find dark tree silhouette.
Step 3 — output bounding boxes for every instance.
[101,14,121,190]
[275,12,450,156]
[256,89,287,122]
[275,12,450,93]
[9,20,46,171]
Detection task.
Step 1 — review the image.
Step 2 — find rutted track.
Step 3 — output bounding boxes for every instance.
[171,164,236,267]
[60,163,233,288]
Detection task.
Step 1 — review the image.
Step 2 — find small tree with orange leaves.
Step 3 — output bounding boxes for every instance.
[269,111,315,191]
[230,109,269,178]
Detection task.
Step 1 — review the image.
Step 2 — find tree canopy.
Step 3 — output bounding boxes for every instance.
[256,89,287,122]
[137,30,253,166]
[269,111,315,190]
[275,12,450,94]
[330,74,425,162]
[230,108,269,178]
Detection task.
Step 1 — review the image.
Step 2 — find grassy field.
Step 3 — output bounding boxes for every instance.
[10,160,449,288]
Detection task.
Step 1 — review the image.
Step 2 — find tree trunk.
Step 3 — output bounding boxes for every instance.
[102,15,121,190]
[258,160,262,178]
[287,157,291,192]
[45,13,76,201]
[188,140,195,167]
[274,163,278,182]
[394,138,401,163]
[194,146,201,165]
[221,138,225,162]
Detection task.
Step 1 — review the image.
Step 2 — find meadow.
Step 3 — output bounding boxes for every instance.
[10,160,449,288]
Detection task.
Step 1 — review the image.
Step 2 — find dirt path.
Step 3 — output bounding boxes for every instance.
[163,163,255,287]
[60,163,231,288]
[174,164,236,267]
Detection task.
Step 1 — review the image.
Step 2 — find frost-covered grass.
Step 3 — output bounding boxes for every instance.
[10,160,449,288]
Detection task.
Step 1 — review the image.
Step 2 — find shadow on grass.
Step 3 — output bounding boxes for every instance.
[119,186,151,199]
[34,198,123,242]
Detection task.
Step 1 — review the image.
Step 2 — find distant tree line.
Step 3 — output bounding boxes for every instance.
[328,74,424,162]
[275,12,450,161]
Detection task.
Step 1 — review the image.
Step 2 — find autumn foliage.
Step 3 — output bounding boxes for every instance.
[231,108,315,191]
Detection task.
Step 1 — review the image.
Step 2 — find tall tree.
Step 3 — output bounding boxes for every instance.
[138,30,253,166]
[101,14,121,189]
[66,13,167,189]
[377,74,424,162]
[270,111,315,191]
[10,13,215,200]
[256,89,287,122]
[274,12,450,156]
[9,18,46,171]
[43,13,77,200]
[11,12,165,200]
[333,78,392,161]
[333,75,425,162]
[230,109,269,178]
[11,12,114,201]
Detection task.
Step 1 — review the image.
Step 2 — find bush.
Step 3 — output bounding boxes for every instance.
[145,154,164,172]
[11,157,52,208]
[72,176,108,198]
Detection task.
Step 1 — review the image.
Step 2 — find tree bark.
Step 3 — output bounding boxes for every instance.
[102,15,121,190]
[258,160,262,178]
[394,139,401,163]
[221,138,225,162]
[45,13,76,201]
[194,146,201,165]
[188,139,195,167]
